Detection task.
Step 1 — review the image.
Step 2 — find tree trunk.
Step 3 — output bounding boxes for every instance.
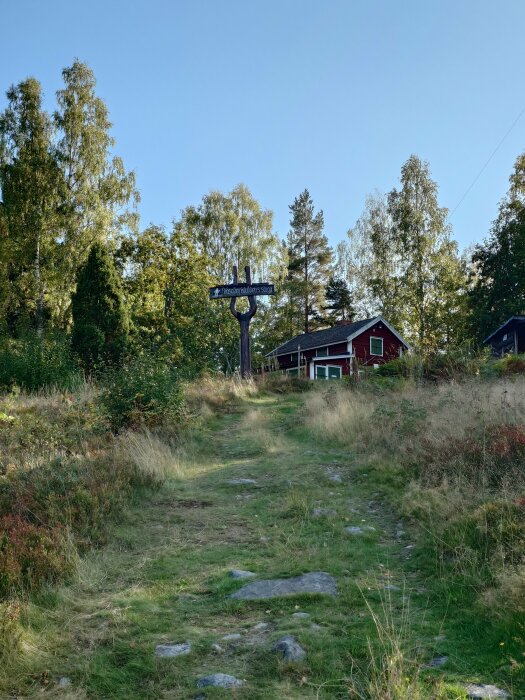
[35,235,43,337]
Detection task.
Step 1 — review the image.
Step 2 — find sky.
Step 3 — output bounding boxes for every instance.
[1,0,525,256]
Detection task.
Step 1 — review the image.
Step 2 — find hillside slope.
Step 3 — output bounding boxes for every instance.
[1,383,522,699]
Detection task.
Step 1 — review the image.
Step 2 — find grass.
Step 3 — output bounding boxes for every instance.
[0,376,523,697]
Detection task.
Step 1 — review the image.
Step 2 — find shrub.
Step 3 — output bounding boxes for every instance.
[0,332,82,392]
[99,354,186,430]
[0,456,149,547]
[0,515,73,597]
[419,424,525,488]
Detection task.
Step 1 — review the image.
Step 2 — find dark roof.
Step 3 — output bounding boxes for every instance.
[483,316,525,344]
[269,317,378,356]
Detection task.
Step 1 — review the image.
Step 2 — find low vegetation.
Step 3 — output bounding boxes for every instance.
[304,373,525,626]
[0,369,523,698]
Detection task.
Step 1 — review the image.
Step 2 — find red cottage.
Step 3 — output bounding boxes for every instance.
[267,316,410,380]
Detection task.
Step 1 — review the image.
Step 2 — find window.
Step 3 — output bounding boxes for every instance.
[287,368,299,377]
[328,366,342,379]
[316,365,327,379]
[316,347,328,356]
[370,337,383,356]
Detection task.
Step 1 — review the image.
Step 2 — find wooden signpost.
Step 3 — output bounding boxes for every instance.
[210,266,275,378]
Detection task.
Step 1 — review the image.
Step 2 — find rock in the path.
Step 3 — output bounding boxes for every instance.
[424,655,448,668]
[327,473,343,483]
[57,677,72,688]
[464,684,510,699]
[230,571,337,600]
[312,507,337,517]
[229,569,256,579]
[227,478,257,485]
[345,525,375,535]
[196,673,244,689]
[253,622,269,631]
[222,633,242,641]
[292,612,310,619]
[211,643,224,653]
[272,635,306,662]
[155,642,191,658]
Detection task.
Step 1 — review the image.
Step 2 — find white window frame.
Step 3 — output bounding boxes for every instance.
[370,336,383,356]
[327,364,342,379]
[315,365,327,379]
[316,364,342,380]
[316,347,329,357]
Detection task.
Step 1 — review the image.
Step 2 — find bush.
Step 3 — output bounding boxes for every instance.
[419,423,525,488]
[0,515,73,597]
[100,354,186,430]
[0,332,82,392]
[0,456,149,546]
[482,353,525,377]
[376,350,485,382]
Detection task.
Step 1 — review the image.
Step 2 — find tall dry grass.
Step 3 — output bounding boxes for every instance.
[303,377,525,615]
[117,429,191,481]
[304,377,525,458]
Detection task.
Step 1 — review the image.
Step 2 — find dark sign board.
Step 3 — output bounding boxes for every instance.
[209,283,275,300]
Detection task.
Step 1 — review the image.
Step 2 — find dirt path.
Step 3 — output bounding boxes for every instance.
[14,394,452,699]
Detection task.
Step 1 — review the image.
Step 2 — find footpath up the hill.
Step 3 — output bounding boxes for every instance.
[12,392,516,699]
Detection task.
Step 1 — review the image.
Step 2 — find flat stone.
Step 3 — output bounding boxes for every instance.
[292,612,310,619]
[58,677,72,688]
[229,569,256,579]
[345,525,375,535]
[155,642,191,658]
[272,635,306,662]
[464,684,510,699]
[312,508,337,517]
[434,634,446,641]
[196,673,244,689]
[310,623,322,631]
[424,655,448,668]
[253,622,269,630]
[222,633,242,641]
[328,473,343,483]
[229,571,337,600]
[211,643,224,653]
[384,584,401,591]
[227,478,257,485]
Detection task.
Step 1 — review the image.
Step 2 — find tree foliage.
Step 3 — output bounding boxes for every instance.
[286,189,333,334]
[0,78,64,333]
[54,60,138,325]
[72,242,129,370]
[470,152,525,341]
[324,276,355,324]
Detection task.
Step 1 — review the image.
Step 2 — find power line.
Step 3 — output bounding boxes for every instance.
[449,104,525,220]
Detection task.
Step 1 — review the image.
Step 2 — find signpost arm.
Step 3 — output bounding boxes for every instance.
[229,266,241,320]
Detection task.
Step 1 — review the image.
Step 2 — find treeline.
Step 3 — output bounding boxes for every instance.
[1,61,524,385]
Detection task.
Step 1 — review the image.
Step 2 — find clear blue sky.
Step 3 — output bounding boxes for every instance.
[1,0,524,253]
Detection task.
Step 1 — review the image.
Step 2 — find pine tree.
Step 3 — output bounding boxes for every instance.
[72,243,129,370]
[324,276,355,324]
[287,189,333,333]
